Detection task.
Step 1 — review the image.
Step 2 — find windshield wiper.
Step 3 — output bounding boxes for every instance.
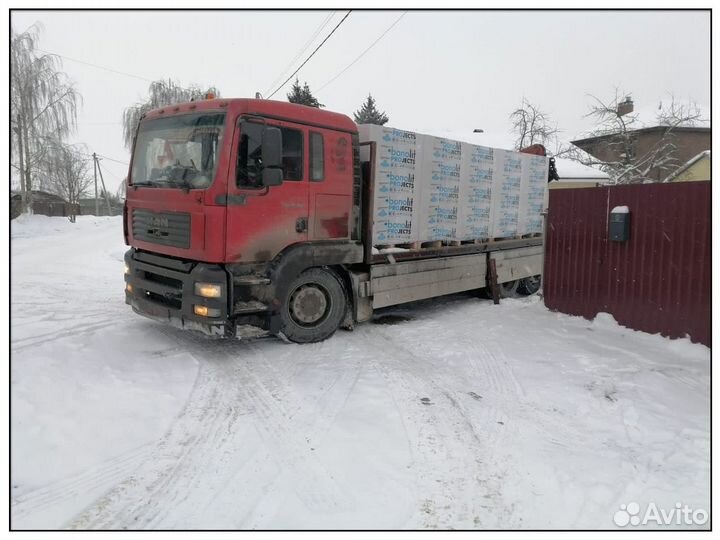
[157,178,195,192]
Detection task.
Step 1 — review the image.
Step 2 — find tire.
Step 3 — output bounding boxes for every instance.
[518,275,541,296]
[499,280,519,298]
[278,267,347,344]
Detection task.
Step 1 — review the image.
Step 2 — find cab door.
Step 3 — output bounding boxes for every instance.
[307,128,354,240]
[225,117,309,263]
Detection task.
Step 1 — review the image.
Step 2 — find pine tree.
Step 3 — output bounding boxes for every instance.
[287,78,323,108]
[353,94,389,125]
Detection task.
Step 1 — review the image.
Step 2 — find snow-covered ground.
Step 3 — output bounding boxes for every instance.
[11,215,710,530]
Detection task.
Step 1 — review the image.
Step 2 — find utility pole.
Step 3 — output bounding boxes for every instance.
[96,157,112,216]
[15,115,27,214]
[93,152,99,216]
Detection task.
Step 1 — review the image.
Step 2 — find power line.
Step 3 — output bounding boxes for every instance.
[97,163,124,181]
[34,47,153,82]
[317,11,407,93]
[74,149,129,166]
[97,154,129,166]
[263,11,336,97]
[267,10,352,100]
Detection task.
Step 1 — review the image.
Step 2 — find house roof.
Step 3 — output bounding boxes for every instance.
[10,190,68,202]
[571,125,710,147]
[663,150,711,182]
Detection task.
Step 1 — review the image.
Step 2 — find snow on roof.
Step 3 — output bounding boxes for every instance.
[554,158,610,180]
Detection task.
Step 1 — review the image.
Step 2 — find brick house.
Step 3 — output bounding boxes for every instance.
[571,126,710,182]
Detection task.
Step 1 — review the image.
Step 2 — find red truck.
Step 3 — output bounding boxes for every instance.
[123,97,547,343]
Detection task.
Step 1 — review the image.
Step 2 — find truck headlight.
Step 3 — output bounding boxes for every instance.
[194,282,223,298]
[124,262,130,275]
[194,305,221,317]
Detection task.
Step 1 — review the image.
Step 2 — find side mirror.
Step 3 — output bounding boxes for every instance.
[262,127,282,169]
[262,168,283,187]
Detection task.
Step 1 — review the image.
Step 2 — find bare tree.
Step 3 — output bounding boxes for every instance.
[42,141,93,223]
[11,23,81,213]
[564,91,704,184]
[116,177,127,202]
[509,98,558,151]
[122,79,220,150]
[655,95,704,127]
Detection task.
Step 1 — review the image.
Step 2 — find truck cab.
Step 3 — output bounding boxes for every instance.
[124,99,364,341]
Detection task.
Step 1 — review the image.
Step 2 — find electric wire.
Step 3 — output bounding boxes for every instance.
[263,11,336,97]
[34,47,153,82]
[266,10,352,99]
[317,11,407,93]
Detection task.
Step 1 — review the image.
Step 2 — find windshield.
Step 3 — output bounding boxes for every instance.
[130,112,226,189]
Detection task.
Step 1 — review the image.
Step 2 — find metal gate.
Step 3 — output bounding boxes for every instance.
[543,181,710,346]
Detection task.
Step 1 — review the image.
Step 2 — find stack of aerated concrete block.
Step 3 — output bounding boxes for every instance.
[358,124,548,246]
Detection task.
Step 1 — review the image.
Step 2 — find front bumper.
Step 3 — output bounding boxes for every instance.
[124,248,232,338]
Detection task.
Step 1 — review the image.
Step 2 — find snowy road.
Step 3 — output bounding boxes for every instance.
[11,216,710,530]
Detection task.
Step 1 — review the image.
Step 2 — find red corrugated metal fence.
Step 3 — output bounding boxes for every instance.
[544,181,711,346]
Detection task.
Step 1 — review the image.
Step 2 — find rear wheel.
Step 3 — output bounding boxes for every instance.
[518,275,541,295]
[279,268,347,343]
[499,280,519,298]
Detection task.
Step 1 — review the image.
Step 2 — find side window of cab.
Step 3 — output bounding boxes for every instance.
[236,121,304,188]
[279,127,303,181]
[236,121,264,188]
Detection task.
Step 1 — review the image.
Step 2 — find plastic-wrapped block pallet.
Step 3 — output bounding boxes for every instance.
[518,153,549,235]
[491,149,523,238]
[457,143,494,240]
[358,124,548,245]
[418,135,462,241]
[358,124,421,245]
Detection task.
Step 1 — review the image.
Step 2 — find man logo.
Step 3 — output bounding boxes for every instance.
[150,216,169,228]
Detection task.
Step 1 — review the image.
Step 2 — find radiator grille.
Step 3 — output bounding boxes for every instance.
[132,209,190,249]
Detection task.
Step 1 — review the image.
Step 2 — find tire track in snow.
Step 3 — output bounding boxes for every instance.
[230,339,366,529]
[406,323,593,476]
[12,319,118,351]
[366,325,533,529]
[150,345,356,526]
[221,339,359,518]
[11,443,154,525]
[359,329,491,529]
[243,338,363,444]
[66,333,361,530]
[66,354,242,530]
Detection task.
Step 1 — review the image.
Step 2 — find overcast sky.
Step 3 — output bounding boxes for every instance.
[11,9,711,192]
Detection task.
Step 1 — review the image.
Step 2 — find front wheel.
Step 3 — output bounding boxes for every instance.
[278,268,347,343]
